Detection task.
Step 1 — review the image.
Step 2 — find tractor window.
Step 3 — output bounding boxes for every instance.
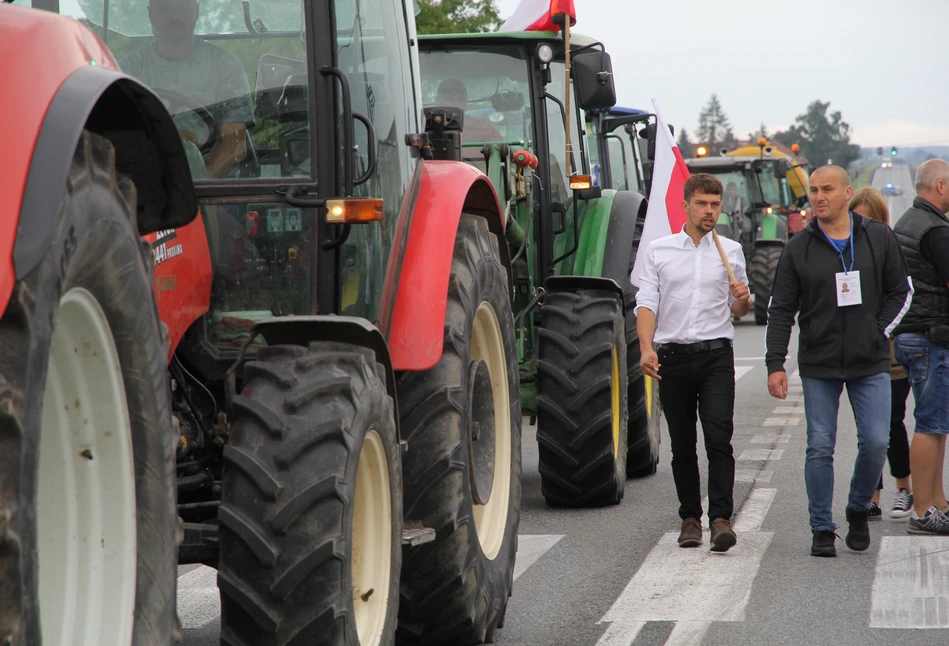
[756,164,793,208]
[710,171,749,216]
[545,62,583,206]
[419,46,533,162]
[606,136,630,191]
[333,0,419,320]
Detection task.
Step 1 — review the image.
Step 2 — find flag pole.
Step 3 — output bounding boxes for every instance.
[711,229,738,283]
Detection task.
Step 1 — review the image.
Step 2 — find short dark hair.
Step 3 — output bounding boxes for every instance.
[683,173,723,202]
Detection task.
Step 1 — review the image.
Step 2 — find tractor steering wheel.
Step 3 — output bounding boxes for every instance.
[154,89,220,155]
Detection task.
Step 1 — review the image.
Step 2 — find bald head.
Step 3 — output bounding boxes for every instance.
[810,165,851,189]
[915,158,949,214]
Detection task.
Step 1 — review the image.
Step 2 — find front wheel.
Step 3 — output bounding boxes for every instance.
[751,245,783,325]
[397,215,521,645]
[0,131,177,646]
[217,343,402,646]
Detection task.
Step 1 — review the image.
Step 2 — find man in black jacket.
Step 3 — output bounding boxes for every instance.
[892,158,949,535]
[765,165,912,557]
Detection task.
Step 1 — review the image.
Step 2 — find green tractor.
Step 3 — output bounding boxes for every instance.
[418,27,661,508]
[684,154,802,324]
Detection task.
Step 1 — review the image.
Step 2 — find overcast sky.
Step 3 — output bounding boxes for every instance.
[497,0,946,148]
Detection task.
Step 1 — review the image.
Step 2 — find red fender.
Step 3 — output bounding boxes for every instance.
[0,5,120,316]
[143,218,213,362]
[381,160,506,371]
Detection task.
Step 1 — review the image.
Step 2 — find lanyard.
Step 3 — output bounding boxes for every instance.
[818,213,855,274]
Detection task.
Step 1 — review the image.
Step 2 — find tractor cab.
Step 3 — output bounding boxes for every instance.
[44,0,423,377]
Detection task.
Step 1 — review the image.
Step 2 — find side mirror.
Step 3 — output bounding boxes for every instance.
[772,159,791,176]
[573,51,616,111]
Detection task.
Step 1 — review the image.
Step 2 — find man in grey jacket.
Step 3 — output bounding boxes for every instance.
[765,165,912,557]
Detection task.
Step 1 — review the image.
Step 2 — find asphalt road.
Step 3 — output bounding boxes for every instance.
[872,163,915,225]
[178,320,949,645]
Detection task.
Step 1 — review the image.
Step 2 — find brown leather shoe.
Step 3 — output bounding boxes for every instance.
[710,518,737,552]
[678,518,703,547]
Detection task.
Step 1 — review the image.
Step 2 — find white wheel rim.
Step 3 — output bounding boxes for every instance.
[470,302,511,561]
[352,430,392,646]
[37,287,137,646]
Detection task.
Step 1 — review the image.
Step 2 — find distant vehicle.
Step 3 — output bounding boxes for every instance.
[882,183,903,196]
[880,162,894,168]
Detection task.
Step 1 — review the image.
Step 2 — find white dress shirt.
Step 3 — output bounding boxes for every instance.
[634,226,748,344]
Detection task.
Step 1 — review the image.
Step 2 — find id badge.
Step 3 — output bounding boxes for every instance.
[836,271,862,307]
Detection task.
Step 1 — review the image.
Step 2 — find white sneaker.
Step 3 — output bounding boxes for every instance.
[890,489,913,519]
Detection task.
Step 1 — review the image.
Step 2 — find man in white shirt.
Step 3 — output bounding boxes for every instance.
[635,173,752,552]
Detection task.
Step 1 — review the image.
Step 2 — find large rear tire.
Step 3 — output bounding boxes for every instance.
[397,215,521,645]
[536,290,628,506]
[0,131,177,645]
[627,375,661,477]
[751,244,783,326]
[217,343,401,646]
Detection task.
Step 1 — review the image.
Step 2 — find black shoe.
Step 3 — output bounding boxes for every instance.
[811,530,837,557]
[867,502,882,520]
[846,506,871,551]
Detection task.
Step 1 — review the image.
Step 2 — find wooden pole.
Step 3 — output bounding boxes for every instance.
[562,14,572,173]
[711,229,738,283]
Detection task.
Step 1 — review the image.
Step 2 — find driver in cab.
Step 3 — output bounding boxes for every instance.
[119,0,254,178]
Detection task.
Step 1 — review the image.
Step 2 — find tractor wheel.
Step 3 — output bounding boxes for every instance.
[397,215,521,646]
[0,131,177,646]
[217,342,401,646]
[751,245,783,326]
[627,375,661,477]
[536,290,629,506]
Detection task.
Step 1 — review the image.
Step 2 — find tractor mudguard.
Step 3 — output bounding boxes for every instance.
[381,160,510,371]
[758,211,788,242]
[242,315,400,437]
[600,190,648,290]
[754,237,786,250]
[543,275,625,304]
[572,190,617,277]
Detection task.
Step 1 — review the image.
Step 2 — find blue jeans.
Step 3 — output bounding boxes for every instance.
[894,333,949,434]
[801,373,891,532]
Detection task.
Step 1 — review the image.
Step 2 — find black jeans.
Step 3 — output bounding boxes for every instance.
[658,345,736,522]
[877,377,912,489]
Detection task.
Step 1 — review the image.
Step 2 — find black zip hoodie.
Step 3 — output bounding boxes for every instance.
[765,213,913,379]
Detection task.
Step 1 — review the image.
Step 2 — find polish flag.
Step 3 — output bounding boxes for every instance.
[630,99,690,287]
[498,0,576,32]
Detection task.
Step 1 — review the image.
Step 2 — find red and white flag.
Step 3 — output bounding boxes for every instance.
[498,0,576,32]
[630,99,691,287]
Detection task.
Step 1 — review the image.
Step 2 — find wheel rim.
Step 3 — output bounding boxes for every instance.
[470,302,511,561]
[352,430,392,646]
[37,287,137,646]
[612,349,620,457]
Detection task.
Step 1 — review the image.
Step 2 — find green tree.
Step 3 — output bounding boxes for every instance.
[773,100,860,169]
[695,94,733,150]
[676,127,695,158]
[415,0,502,34]
[747,122,769,142]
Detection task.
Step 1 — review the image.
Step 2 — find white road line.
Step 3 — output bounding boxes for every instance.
[772,406,803,414]
[762,417,800,426]
[751,434,790,444]
[784,395,804,401]
[596,485,775,645]
[735,356,765,361]
[513,534,564,582]
[177,565,220,630]
[734,366,754,381]
[735,468,773,483]
[664,620,711,645]
[732,489,777,532]
[870,536,949,628]
[738,449,784,461]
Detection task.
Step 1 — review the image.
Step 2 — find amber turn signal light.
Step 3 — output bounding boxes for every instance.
[326,198,384,224]
[569,175,593,191]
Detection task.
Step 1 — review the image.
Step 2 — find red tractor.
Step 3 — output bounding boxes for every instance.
[0,1,521,645]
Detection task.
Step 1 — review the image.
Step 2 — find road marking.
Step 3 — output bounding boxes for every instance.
[665,620,711,645]
[772,406,803,414]
[596,487,775,645]
[177,534,567,631]
[513,534,564,581]
[870,536,949,628]
[736,468,773,483]
[177,565,220,630]
[751,433,790,444]
[784,395,804,401]
[732,489,777,532]
[734,366,754,381]
[738,449,784,461]
[735,356,765,361]
[762,417,800,426]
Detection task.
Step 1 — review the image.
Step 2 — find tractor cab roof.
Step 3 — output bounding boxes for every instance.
[420,30,599,51]
[685,156,765,170]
